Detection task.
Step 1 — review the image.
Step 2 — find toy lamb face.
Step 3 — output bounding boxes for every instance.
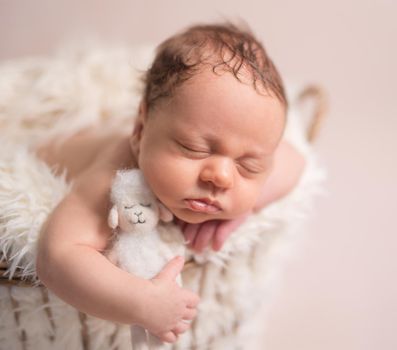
[108,169,173,234]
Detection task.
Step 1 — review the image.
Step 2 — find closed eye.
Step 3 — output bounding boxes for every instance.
[177,141,210,157]
[124,205,135,209]
[236,161,266,175]
[140,203,152,207]
[237,165,260,175]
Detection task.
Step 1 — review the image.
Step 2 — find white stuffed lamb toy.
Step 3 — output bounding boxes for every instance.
[107,169,186,350]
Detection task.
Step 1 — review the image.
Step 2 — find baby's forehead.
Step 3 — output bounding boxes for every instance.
[174,69,285,119]
[174,68,283,107]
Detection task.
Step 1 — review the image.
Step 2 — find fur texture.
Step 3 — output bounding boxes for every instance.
[107,169,185,350]
[0,44,325,350]
[107,169,184,277]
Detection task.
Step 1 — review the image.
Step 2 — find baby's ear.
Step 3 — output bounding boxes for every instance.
[131,105,147,159]
[132,101,148,138]
[138,100,148,119]
[108,205,119,229]
[158,202,173,222]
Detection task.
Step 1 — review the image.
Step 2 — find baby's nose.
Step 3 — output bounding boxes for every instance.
[199,156,234,189]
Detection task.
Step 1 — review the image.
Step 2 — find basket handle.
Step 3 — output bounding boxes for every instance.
[297,85,328,143]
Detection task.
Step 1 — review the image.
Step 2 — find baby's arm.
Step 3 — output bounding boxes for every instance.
[180,140,305,252]
[252,140,306,211]
[36,169,199,343]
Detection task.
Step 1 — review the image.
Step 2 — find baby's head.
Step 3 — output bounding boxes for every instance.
[130,23,287,224]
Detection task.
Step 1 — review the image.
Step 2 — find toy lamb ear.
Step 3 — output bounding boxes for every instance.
[108,205,119,229]
[158,202,173,222]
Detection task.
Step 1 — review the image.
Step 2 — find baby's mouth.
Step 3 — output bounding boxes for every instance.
[184,198,222,214]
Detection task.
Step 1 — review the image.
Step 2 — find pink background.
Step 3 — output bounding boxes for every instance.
[1,1,396,349]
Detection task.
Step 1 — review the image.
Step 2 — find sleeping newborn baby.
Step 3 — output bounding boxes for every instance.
[36,22,305,343]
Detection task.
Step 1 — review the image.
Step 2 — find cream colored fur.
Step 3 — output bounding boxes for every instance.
[0,44,325,350]
[108,169,185,350]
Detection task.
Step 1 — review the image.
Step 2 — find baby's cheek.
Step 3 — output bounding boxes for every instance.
[232,184,261,214]
[143,156,190,198]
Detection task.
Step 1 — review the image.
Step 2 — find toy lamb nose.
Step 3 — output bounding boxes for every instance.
[132,210,145,224]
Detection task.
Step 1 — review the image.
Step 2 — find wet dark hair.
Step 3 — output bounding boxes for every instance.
[142,22,287,111]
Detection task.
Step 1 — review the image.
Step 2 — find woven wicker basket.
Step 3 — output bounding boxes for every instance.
[0,84,327,349]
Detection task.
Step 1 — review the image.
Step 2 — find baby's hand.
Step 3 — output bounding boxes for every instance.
[176,213,250,253]
[144,256,200,343]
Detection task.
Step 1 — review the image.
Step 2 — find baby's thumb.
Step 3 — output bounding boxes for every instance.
[156,256,185,281]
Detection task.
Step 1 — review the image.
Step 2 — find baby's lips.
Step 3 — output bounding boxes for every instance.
[184,199,221,213]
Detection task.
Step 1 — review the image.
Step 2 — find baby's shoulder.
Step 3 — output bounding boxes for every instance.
[41,133,138,252]
[47,164,124,252]
[45,133,138,248]
[71,137,137,214]
[34,127,135,182]
[43,166,117,252]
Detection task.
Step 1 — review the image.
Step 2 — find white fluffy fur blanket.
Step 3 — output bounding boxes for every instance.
[0,44,325,350]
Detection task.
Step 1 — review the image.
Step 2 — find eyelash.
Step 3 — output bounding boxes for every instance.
[236,163,261,175]
[178,142,209,157]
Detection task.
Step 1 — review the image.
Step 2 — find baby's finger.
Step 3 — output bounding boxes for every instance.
[183,223,200,247]
[175,218,188,231]
[159,331,178,343]
[183,307,197,320]
[211,223,234,251]
[173,321,191,335]
[212,215,248,251]
[155,256,185,281]
[185,291,200,308]
[193,221,219,252]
